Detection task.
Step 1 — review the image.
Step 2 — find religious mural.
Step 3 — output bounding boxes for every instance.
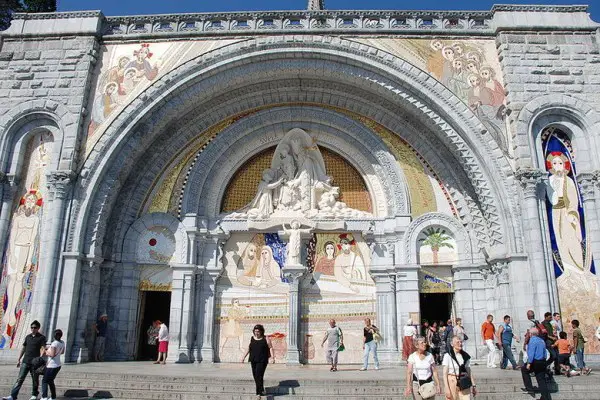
[353,38,511,159]
[418,227,458,265]
[0,132,53,349]
[542,127,600,354]
[84,39,241,157]
[217,233,289,362]
[302,232,375,364]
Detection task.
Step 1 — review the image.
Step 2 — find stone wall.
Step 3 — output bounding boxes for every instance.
[499,31,600,119]
[0,15,100,170]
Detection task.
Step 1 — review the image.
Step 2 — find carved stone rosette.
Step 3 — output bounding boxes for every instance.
[46,171,76,199]
[515,168,546,199]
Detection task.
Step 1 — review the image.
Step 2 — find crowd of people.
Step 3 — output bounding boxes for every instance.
[3,312,599,400]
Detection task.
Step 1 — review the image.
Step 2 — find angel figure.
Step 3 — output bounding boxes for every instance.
[247,169,284,219]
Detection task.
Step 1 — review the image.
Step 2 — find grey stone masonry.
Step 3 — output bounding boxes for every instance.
[0,13,101,171]
[498,31,600,122]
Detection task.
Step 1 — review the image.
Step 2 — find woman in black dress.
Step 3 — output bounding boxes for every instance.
[241,324,275,399]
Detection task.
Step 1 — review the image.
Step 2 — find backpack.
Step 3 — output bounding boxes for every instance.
[535,320,548,341]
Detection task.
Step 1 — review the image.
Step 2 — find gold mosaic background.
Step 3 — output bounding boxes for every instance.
[221,146,372,213]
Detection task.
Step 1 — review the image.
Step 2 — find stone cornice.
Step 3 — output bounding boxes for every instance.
[491,4,588,13]
[12,10,103,19]
[6,5,596,39]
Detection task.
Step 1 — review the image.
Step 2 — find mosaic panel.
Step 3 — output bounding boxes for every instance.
[0,132,53,349]
[302,232,375,364]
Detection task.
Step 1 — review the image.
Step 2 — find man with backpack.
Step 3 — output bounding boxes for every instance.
[542,312,560,375]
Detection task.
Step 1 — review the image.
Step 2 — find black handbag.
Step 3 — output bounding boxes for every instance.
[31,356,47,375]
[450,351,473,390]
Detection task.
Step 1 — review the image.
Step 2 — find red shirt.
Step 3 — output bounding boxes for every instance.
[481,321,495,340]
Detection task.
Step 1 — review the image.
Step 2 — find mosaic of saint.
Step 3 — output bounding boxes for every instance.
[542,127,600,353]
[216,233,289,362]
[0,132,53,349]
[302,232,375,363]
[353,38,511,158]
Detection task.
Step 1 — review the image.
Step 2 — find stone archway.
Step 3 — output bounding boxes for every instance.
[67,36,519,260]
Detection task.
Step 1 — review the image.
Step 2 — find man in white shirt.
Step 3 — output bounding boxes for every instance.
[550,313,562,335]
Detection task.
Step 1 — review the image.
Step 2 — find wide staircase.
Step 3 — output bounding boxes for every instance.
[0,363,597,399]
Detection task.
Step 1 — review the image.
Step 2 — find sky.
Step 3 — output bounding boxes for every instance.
[57,0,598,21]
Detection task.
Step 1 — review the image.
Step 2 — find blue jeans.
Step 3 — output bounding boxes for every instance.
[575,348,585,369]
[501,343,518,368]
[363,340,379,369]
[10,362,39,399]
[42,366,61,399]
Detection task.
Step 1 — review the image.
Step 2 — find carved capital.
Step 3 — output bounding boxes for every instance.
[515,167,546,198]
[46,171,76,199]
[281,267,306,282]
[577,172,597,202]
[481,261,509,287]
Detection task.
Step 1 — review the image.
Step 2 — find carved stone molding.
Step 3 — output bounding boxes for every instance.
[515,168,546,198]
[46,171,76,199]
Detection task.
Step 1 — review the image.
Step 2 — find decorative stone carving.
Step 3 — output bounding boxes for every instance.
[282,220,313,267]
[46,171,76,199]
[228,128,372,222]
[515,167,546,198]
[577,172,597,202]
[480,261,508,288]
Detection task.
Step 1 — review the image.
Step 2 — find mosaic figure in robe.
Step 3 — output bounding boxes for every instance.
[546,153,585,273]
[1,193,41,339]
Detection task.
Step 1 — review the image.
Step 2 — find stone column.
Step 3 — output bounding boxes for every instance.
[282,266,305,364]
[0,173,18,259]
[395,265,419,357]
[168,263,197,363]
[371,269,400,363]
[70,257,102,363]
[578,172,600,267]
[452,264,484,357]
[34,171,75,329]
[199,267,220,362]
[515,168,553,312]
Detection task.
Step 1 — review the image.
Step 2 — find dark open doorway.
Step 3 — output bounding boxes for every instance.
[419,293,453,327]
[137,291,171,361]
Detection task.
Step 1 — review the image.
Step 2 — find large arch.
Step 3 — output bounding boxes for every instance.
[67,35,520,262]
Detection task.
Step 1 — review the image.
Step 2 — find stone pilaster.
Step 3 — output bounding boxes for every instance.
[199,266,220,362]
[33,170,75,331]
[0,173,18,260]
[70,257,103,363]
[371,266,400,363]
[515,167,553,313]
[451,263,486,357]
[395,264,419,357]
[168,263,198,363]
[282,265,306,364]
[578,172,600,270]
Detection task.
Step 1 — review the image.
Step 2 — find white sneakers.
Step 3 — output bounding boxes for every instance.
[360,367,367,371]
[2,396,13,400]
[30,396,38,400]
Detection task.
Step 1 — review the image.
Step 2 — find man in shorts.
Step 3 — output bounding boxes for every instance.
[321,319,343,372]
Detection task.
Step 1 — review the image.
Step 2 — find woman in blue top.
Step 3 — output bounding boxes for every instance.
[496,315,519,370]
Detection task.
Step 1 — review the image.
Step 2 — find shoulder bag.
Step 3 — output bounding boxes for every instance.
[411,354,436,399]
[450,351,472,391]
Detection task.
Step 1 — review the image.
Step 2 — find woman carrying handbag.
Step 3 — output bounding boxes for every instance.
[405,336,442,399]
[442,335,477,400]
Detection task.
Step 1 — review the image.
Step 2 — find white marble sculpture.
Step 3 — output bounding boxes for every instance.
[282,220,312,266]
[233,128,371,220]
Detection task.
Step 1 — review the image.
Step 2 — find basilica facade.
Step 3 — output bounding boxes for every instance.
[0,3,599,364]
